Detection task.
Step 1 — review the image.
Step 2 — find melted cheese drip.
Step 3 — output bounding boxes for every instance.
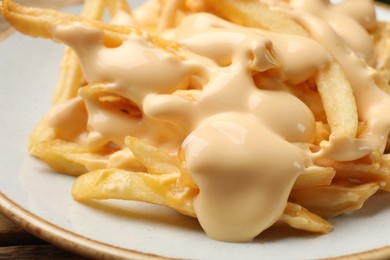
[46,0,390,242]
[274,0,390,160]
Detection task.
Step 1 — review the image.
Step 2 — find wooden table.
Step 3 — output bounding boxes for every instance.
[0,213,85,259]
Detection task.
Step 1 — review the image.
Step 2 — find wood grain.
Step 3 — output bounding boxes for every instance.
[0,245,86,259]
[0,214,43,246]
[0,214,86,259]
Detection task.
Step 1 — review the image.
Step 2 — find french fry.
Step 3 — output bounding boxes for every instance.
[290,182,380,218]
[72,167,333,234]
[317,155,390,192]
[31,140,109,176]
[0,0,185,56]
[316,61,358,138]
[157,0,185,31]
[29,0,106,147]
[1,0,139,43]
[52,0,106,104]
[52,48,85,104]
[3,0,390,242]
[314,122,331,146]
[287,82,327,123]
[373,22,390,95]
[28,119,56,152]
[204,0,308,36]
[293,165,335,190]
[72,168,198,217]
[125,136,180,175]
[177,148,198,189]
[278,202,332,234]
[79,83,143,123]
[106,0,132,17]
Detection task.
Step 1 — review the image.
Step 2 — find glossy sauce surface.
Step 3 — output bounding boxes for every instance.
[46,0,390,241]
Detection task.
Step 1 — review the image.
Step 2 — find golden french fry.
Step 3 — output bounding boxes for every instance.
[28,119,56,152]
[185,0,210,13]
[125,136,180,175]
[374,36,390,155]
[106,148,147,172]
[52,49,85,104]
[4,0,390,241]
[204,0,308,36]
[286,82,327,123]
[81,0,106,21]
[293,165,335,190]
[317,155,390,192]
[52,0,106,104]
[106,0,132,17]
[316,62,358,138]
[157,0,186,31]
[372,22,390,94]
[72,168,198,217]
[0,0,137,43]
[177,148,198,189]
[30,0,107,151]
[0,0,184,56]
[71,167,333,233]
[31,139,109,176]
[278,202,332,234]
[314,122,331,146]
[290,182,380,218]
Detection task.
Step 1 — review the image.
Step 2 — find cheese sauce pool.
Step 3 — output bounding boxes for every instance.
[46,0,390,242]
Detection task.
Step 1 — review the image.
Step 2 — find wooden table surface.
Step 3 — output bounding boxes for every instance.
[0,213,85,259]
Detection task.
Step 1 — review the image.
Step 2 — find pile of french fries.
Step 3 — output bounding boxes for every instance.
[1,0,390,240]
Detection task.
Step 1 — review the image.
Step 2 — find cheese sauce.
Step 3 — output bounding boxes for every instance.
[46,0,390,241]
[273,0,390,160]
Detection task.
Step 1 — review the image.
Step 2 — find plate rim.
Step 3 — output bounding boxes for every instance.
[0,192,169,260]
[1,192,389,259]
[1,2,390,259]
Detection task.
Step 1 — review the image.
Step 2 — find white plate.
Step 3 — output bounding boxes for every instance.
[1,2,390,259]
